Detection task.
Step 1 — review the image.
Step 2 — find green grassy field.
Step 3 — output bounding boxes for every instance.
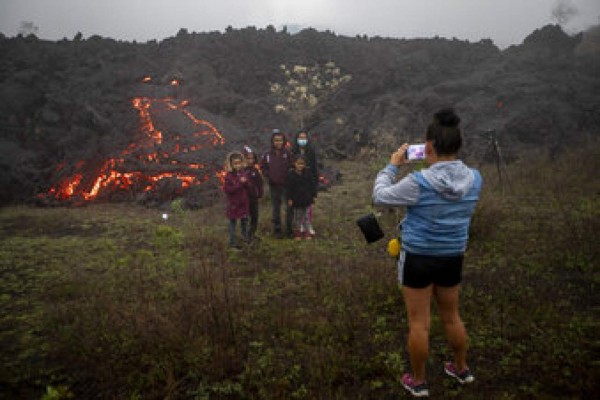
[1,146,599,399]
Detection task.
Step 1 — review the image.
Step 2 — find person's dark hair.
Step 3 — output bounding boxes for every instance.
[229,153,244,169]
[425,108,462,156]
[292,130,313,153]
[296,130,308,138]
[225,152,245,172]
[293,154,307,164]
[271,130,287,146]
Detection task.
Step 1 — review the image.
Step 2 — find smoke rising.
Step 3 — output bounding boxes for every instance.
[551,0,579,26]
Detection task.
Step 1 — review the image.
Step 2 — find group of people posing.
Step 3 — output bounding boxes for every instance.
[222,129,319,248]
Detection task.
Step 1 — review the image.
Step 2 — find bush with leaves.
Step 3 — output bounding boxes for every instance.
[270,62,351,129]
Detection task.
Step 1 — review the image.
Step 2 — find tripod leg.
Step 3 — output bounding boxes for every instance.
[493,139,510,189]
[478,140,493,170]
[495,154,503,188]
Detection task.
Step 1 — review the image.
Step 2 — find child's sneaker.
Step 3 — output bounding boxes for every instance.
[401,373,429,397]
[444,362,474,384]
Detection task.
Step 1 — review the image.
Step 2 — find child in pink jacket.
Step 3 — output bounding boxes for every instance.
[222,152,250,247]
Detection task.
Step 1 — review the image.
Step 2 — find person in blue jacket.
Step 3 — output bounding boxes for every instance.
[372,109,482,397]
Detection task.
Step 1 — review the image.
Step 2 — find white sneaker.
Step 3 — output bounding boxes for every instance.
[308,227,316,236]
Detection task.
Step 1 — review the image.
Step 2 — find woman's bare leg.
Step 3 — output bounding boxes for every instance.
[434,285,468,371]
[402,285,433,382]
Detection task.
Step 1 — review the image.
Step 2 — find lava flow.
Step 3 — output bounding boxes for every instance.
[43,77,226,203]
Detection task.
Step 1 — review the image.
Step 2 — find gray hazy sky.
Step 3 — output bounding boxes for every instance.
[1,0,599,48]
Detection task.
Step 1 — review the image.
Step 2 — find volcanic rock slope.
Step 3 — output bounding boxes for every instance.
[0,24,598,204]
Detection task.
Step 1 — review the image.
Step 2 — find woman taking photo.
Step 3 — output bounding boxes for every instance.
[372,109,482,397]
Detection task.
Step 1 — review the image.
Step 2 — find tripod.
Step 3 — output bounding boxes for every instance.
[479,129,510,190]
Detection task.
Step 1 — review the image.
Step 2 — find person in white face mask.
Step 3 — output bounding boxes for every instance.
[291,130,319,237]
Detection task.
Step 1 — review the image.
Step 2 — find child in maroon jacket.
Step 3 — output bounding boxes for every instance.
[260,129,293,238]
[242,146,264,242]
[222,152,250,248]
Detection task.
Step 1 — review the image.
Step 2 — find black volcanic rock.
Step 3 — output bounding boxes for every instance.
[522,24,579,51]
[0,24,599,205]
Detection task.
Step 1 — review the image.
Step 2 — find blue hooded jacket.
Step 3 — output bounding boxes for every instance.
[372,161,482,256]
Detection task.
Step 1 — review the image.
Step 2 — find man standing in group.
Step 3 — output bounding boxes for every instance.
[260,129,293,238]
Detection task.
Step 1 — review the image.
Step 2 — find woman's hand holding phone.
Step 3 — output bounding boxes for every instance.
[390,143,409,167]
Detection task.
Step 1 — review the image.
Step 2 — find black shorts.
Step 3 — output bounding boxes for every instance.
[399,251,464,288]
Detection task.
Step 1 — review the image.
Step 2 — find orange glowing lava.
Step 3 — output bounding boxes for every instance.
[43,78,227,202]
[319,175,329,186]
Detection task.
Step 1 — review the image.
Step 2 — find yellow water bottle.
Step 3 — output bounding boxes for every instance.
[387,238,401,258]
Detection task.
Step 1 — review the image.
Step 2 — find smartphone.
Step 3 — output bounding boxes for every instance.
[405,143,426,161]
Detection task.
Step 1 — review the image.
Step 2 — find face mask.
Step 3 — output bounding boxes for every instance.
[297,139,308,147]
